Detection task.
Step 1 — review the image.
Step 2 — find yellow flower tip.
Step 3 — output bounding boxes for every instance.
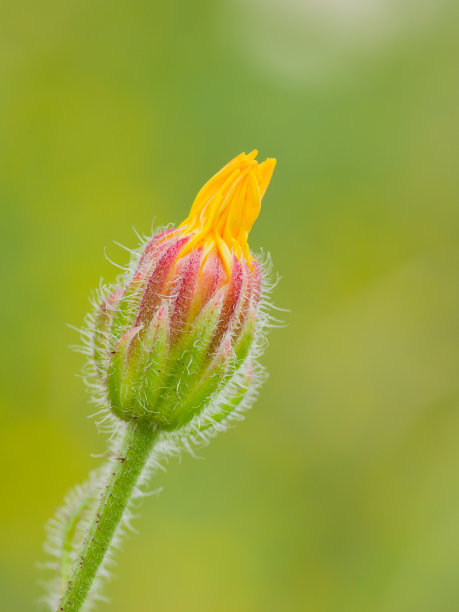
[177,151,277,277]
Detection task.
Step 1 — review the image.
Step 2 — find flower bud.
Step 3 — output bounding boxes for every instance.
[90,151,276,431]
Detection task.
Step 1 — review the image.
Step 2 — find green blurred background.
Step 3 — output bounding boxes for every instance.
[1,1,459,610]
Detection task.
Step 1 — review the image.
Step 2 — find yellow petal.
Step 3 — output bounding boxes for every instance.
[177,151,276,275]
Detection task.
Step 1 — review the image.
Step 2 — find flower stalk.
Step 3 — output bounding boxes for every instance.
[58,420,157,611]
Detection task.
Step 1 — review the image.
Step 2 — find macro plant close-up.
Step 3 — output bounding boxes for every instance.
[1,1,459,611]
[45,151,279,610]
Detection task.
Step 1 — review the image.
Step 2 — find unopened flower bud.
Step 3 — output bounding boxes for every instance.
[90,151,276,431]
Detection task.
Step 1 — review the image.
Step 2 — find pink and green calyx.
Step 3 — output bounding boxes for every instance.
[92,151,276,430]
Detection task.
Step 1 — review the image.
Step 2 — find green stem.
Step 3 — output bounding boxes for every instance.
[57,419,157,611]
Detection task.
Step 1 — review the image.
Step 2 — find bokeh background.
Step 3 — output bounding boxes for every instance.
[1,1,459,610]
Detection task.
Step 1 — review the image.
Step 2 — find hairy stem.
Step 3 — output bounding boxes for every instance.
[57,419,157,611]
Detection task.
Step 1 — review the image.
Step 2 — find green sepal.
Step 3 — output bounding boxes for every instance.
[154,294,224,429]
[233,312,256,365]
[177,312,257,426]
[93,293,121,371]
[106,306,170,421]
[138,306,170,415]
[107,325,143,420]
[176,333,233,427]
[109,279,145,347]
